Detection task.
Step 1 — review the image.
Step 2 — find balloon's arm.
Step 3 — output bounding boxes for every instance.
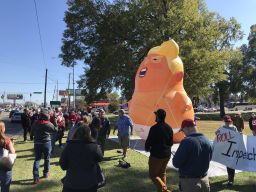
[166,91,192,112]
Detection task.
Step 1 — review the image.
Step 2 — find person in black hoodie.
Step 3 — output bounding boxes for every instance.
[145,109,173,192]
[60,123,103,192]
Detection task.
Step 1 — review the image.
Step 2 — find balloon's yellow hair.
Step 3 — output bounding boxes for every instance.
[148,40,184,74]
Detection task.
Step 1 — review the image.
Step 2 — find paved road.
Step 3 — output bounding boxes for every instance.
[0,112,23,138]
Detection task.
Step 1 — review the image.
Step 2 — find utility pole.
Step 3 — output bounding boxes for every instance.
[57,80,59,101]
[68,73,71,110]
[44,68,48,108]
[73,65,75,109]
[52,84,56,101]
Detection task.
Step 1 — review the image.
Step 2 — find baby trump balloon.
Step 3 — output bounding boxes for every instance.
[128,40,194,143]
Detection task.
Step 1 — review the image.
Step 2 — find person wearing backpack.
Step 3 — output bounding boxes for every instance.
[0,121,15,192]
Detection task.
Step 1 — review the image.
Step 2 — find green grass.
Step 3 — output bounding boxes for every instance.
[11,120,256,192]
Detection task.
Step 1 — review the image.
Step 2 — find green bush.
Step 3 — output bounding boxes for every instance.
[108,102,119,113]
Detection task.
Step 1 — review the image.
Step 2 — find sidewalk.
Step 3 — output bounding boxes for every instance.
[109,135,240,177]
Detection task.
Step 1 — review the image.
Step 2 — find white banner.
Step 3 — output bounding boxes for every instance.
[212,128,256,172]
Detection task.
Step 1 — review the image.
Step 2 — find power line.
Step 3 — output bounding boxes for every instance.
[0,81,67,85]
[33,0,46,69]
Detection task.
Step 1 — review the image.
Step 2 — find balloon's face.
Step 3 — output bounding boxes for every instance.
[129,40,194,143]
[136,54,176,92]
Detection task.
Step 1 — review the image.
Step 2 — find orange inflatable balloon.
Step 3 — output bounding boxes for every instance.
[129,40,194,143]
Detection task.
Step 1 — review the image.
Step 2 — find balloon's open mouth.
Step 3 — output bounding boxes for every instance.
[139,67,147,77]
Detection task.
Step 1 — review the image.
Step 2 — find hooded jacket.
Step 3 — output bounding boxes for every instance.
[31,119,57,143]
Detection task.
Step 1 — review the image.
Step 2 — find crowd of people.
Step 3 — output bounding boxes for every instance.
[1,107,256,192]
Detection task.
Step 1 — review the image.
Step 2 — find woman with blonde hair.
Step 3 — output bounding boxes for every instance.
[82,115,92,125]
[0,121,15,192]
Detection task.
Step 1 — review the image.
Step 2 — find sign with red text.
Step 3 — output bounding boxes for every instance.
[212,128,256,172]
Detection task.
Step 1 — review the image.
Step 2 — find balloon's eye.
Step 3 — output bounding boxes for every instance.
[152,56,162,63]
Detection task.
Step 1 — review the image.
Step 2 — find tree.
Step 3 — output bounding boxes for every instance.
[215,49,244,117]
[241,25,256,98]
[108,102,119,113]
[60,0,242,102]
[228,49,245,98]
[106,92,120,103]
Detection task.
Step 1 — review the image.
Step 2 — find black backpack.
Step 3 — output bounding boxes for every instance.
[117,159,131,169]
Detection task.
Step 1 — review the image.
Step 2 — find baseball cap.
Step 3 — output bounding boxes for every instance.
[223,115,232,122]
[119,109,125,114]
[40,108,49,117]
[154,109,166,119]
[181,119,196,129]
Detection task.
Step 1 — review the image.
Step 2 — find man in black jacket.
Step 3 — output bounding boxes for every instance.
[21,109,31,141]
[31,108,57,184]
[97,109,110,156]
[145,109,173,192]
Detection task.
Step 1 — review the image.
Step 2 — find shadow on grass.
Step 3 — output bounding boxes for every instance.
[11,180,61,192]
[39,161,60,168]
[211,178,256,192]
[12,179,34,186]
[15,148,34,153]
[14,141,28,145]
[17,154,35,159]
[98,165,180,192]
[103,155,122,162]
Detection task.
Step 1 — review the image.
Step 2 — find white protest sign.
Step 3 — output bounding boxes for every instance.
[212,128,256,172]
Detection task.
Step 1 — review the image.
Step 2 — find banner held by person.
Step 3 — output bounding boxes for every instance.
[212,128,256,172]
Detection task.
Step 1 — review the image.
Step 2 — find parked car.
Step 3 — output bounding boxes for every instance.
[11,112,22,123]
[9,110,19,118]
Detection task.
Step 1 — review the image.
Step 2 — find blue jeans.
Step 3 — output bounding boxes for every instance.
[51,132,58,153]
[33,142,51,179]
[0,170,12,192]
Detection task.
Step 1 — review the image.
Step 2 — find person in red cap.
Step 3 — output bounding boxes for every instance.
[173,119,212,192]
[145,109,173,192]
[215,115,238,186]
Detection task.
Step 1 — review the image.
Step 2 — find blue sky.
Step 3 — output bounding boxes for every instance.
[0,0,255,104]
